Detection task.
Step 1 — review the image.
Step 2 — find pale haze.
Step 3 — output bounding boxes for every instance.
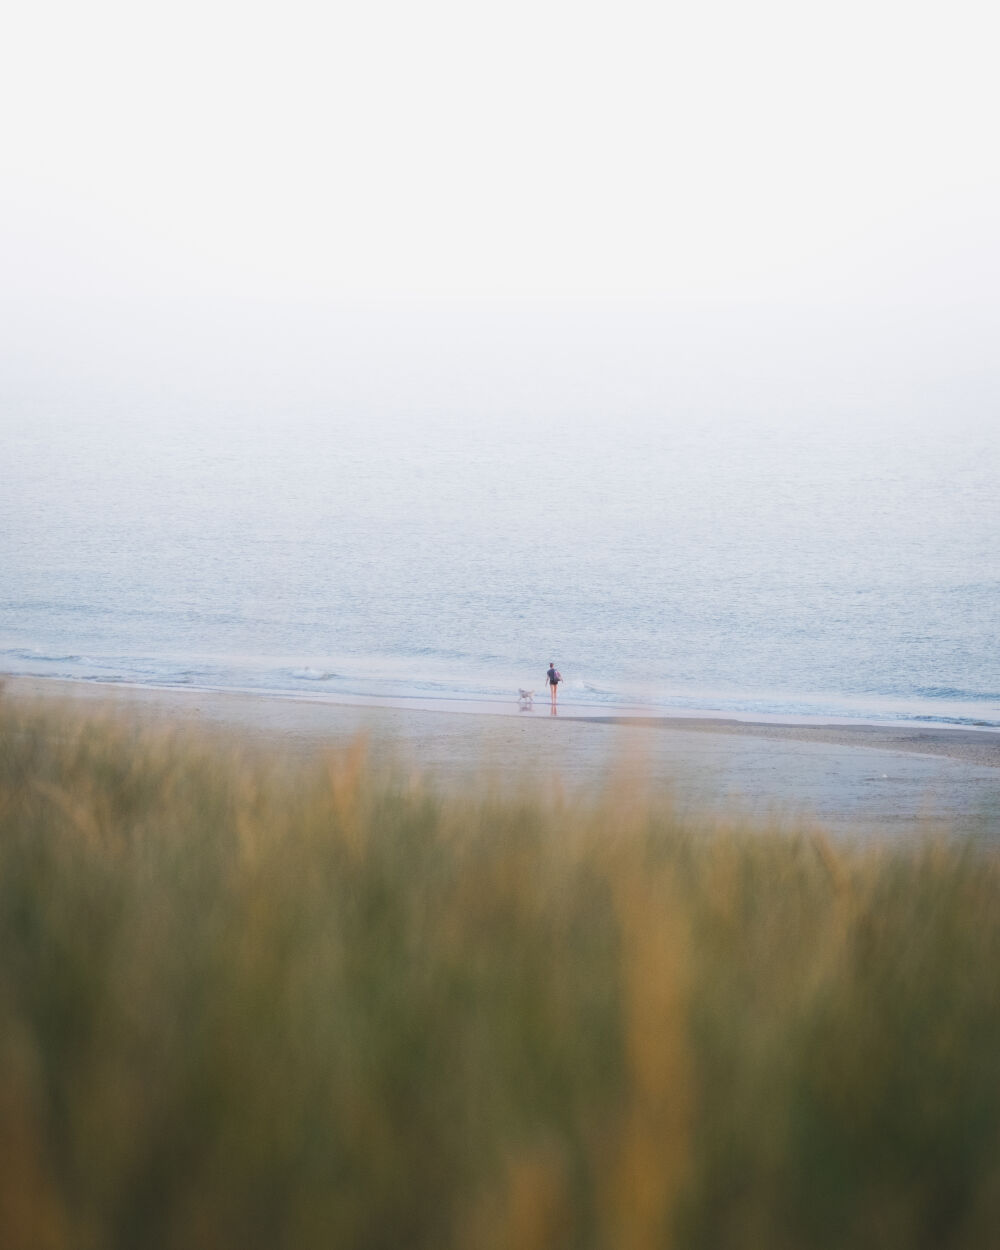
[2,0,998,724]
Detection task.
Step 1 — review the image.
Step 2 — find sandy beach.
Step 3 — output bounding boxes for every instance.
[4,675,998,839]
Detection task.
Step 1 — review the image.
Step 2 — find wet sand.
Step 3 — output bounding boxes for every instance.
[3,676,999,838]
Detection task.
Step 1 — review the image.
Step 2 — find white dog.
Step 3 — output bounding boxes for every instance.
[517,689,535,708]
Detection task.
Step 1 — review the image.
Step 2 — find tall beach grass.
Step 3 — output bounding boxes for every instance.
[1,696,999,1249]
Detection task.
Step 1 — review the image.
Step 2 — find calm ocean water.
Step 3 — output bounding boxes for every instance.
[3,399,998,727]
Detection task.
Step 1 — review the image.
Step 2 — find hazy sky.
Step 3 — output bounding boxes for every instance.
[3,0,997,425]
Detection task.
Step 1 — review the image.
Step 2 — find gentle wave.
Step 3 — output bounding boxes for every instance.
[2,648,87,664]
[915,687,1000,703]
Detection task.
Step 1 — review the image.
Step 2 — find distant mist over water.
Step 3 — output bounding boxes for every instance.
[3,0,998,730]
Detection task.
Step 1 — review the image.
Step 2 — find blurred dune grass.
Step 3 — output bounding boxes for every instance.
[1,698,999,1250]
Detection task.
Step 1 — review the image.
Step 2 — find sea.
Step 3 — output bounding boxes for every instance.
[2,391,998,729]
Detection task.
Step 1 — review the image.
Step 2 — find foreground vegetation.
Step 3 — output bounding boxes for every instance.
[1,699,999,1250]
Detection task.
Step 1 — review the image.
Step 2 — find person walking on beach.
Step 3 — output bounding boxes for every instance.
[546,662,561,709]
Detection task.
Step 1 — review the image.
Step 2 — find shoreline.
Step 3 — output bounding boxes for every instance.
[4,675,999,838]
[4,673,1000,770]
